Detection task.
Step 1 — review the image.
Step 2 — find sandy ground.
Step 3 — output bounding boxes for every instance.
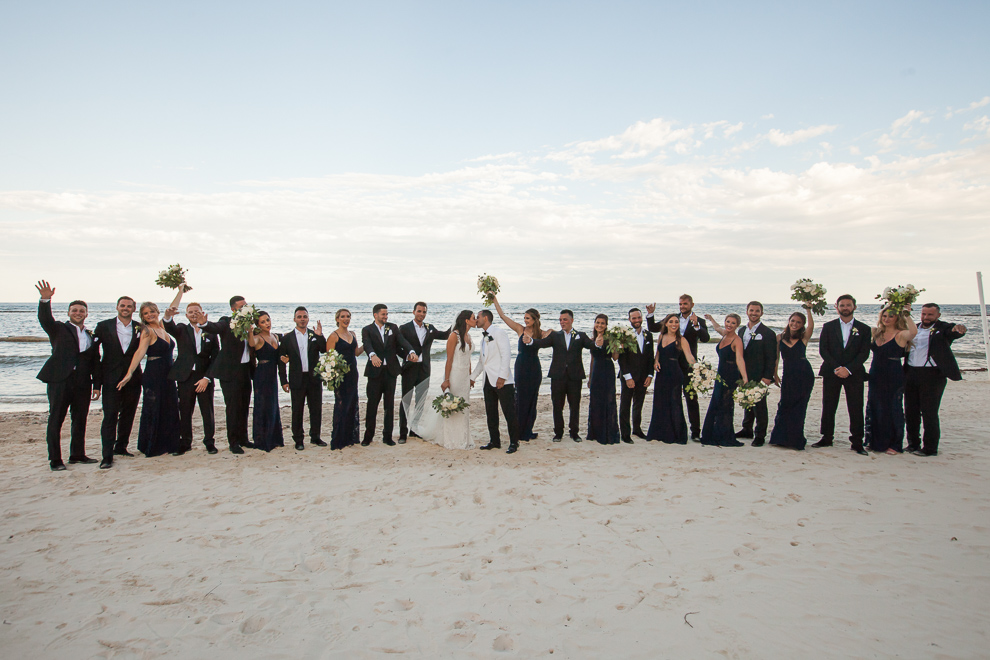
[1,381,988,659]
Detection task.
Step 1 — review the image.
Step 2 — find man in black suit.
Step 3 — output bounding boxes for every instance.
[398,301,450,443]
[734,301,777,446]
[277,306,327,451]
[94,294,143,465]
[163,301,219,455]
[361,304,417,446]
[35,280,102,470]
[905,303,967,456]
[814,294,872,455]
[199,296,253,454]
[617,307,653,444]
[647,295,710,440]
[529,309,594,442]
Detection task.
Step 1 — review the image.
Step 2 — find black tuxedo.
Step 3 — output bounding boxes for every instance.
[647,314,711,437]
[200,316,252,450]
[904,319,965,453]
[164,320,219,451]
[398,321,450,439]
[94,316,144,459]
[616,328,654,441]
[361,322,415,443]
[37,300,100,465]
[277,328,327,444]
[532,329,594,438]
[818,318,872,448]
[737,322,777,441]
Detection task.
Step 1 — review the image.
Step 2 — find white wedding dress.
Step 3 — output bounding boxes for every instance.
[404,332,474,450]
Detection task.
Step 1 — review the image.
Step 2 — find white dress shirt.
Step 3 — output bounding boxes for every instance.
[564,331,571,350]
[295,329,310,372]
[193,326,203,355]
[743,323,759,349]
[116,318,134,352]
[413,320,428,358]
[622,327,649,382]
[907,326,936,368]
[369,322,387,364]
[839,318,854,348]
[679,314,701,335]
[73,323,92,352]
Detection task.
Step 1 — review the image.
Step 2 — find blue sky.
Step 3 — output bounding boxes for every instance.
[1,1,988,303]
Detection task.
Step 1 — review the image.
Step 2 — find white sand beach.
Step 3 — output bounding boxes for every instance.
[1,381,988,658]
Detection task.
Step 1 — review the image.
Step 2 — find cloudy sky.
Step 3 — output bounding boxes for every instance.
[1,1,988,304]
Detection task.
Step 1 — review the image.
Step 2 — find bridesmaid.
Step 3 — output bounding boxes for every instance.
[700,313,749,447]
[327,308,364,450]
[587,314,620,444]
[493,296,551,442]
[246,311,284,451]
[768,304,815,450]
[117,287,186,457]
[865,305,918,455]
[646,314,695,444]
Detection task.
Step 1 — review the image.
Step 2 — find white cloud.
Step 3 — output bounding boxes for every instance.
[946,96,990,118]
[764,125,837,146]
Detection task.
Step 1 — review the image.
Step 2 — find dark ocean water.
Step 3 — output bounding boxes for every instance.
[3,301,987,411]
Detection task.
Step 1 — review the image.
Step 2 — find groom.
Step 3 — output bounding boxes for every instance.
[398,301,450,443]
[471,310,519,454]
[361,304,417,446]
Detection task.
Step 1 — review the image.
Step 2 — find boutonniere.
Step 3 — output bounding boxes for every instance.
[569,330,578,338]
[383,327,391,337]
[850,328,859,336]
[486,334,493,343]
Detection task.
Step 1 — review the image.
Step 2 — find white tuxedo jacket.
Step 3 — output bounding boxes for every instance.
[471,324,514,386]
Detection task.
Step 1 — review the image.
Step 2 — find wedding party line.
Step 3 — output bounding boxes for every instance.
[32,271,970,471]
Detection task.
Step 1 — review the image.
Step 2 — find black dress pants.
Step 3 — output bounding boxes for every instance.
[819,374,865,448]
[46,371,92,465]
[904,366,947,453]
[484,379,519,447]
[365,373,397,443]
[291,372,324,442]
[398,370,429,439]
[100,377,141,460]
[550,376,583,438]
[619,380,648,440]
[740,398,769,440]
[219,366,251,449]
[177,375,215,451]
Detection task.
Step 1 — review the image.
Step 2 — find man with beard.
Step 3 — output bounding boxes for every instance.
[617,307,653,443]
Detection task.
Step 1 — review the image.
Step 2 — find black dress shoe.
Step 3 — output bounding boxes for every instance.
[735,430,753,439]
[690,434,701,443]
[113,450,134,457]
[230,445,245,454]
[50,463,67,471]
[531,433,539,439]
[552,436,562,442]
[295,442,305,451]
[170,451,184,456]
[99,459,112,469]
[480,443,500,450]
[911,449,937,456]
[68,456,98,464]
[810,439,833,448]
[383,438,396,446]
[205,445,218,454]
[361,439,371,446]
[851,447,869,456]
[751,439,765,447]
[622,437,634,444]
[311,439,327,447]
[241,441,256,449]
[724,440,745,447]
[632,430,646,439]
[409,431,422,439]
[571,435,582,443]
[506,445,518,454]
[397,438,406,445]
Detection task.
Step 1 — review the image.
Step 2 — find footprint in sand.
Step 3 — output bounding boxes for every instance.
[493,634,514,651]
[240,614,267,634]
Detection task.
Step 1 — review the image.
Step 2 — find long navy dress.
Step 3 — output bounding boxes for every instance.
[647,339,687,444]
[252,340,284,451]
[137,335,181,457]
[864,338,906,453]
[514,335,542,441]
[587,343,620,444]
[701,341,744,447]
[331,335,360,450]
[769,340,814,450]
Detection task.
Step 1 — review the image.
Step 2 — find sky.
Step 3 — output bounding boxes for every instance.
[1,1,988,304]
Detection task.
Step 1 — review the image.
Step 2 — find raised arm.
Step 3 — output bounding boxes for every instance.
[802,304,815,343]
[35,281,60,336]
[895,306,919,348]
[117,329,153,389]
[492,296,524,336]
[704,314,727,337]
[163,287,185,321]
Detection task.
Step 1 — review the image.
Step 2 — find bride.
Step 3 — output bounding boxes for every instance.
[405,310,476,450]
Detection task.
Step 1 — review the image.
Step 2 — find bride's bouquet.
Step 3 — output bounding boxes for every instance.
[229,304,260,340]
[155,264,192,292]
[733,380,771,411]
[876,284,925,314]
[789,278,827,316]
[477,274,500,307]
[603,325,638,354]
[432,392,469,418]
[685,359,721,399]
[314,350,350,391]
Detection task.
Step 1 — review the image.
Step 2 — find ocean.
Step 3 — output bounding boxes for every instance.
[2,301,987,412]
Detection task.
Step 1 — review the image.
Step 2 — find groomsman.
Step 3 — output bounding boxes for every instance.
[361,304,417,446]
[471,310,520,453]
[905,303,967,456]
[734,301,777,446]
[398,302,450,443]
[814,294,871,455]
[617,308,653,443]
[647,295,710,440]
[164,302,219,455]
[277,307,327,451]
[35,281,102,470]
[200,296,253,454]
[530,310,594,442]
[94,295,143,464]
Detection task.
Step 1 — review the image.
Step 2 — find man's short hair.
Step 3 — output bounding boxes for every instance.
[560,309,574,319]
[68,300,88,310]
[747,300,764,312]
[414,301,427,311]
[628,307,641,316]
[116,295,135,306]
[922,302,941,312]
[185,302,202,310]
[478,310,494,323]
[836,294,856,305]
[679,294,694,303]
[294,306,308,314]
[229,295,245,309]
[373,303,388,315]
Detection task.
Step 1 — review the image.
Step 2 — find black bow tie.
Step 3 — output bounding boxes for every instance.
[482,331,490,337]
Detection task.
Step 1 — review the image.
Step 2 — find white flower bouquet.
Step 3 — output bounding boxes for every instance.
[733,380,770,410]
[603,324,638,354]
[685,359,721,399]
[789,278,827,316]
[314,350,350,391]
[876,284,925,314]
[155,264,192,292]
[229,304,260,340]
[477,274,500,307]
[432,392,469,418]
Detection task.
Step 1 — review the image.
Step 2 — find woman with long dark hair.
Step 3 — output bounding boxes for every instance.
[493,296,551,441]
[246,311,284,451]
[769,305,815,450]
[587,313,620,444]
[327,308,364,450]
[646,313,695,444]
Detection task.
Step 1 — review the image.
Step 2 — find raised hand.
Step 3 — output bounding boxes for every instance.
[315,320,323,336]
[35,280,55,299]
[689,312,699,325]
[646,303,656,315]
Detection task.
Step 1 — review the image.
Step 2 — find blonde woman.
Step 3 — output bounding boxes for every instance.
[327,309,363,450]
[865,305,918,455]
[700,313,749,447]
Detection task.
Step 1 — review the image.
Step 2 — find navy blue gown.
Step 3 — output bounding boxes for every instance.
[137,335,181,457]
[647,340,687,444]
[701,341,743,447]
[769,340,814,450]
[514,335,542,441]
[864,339,906,453]
[252,340,284,451]
[331,334,360,450]
[587,343,620,444]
